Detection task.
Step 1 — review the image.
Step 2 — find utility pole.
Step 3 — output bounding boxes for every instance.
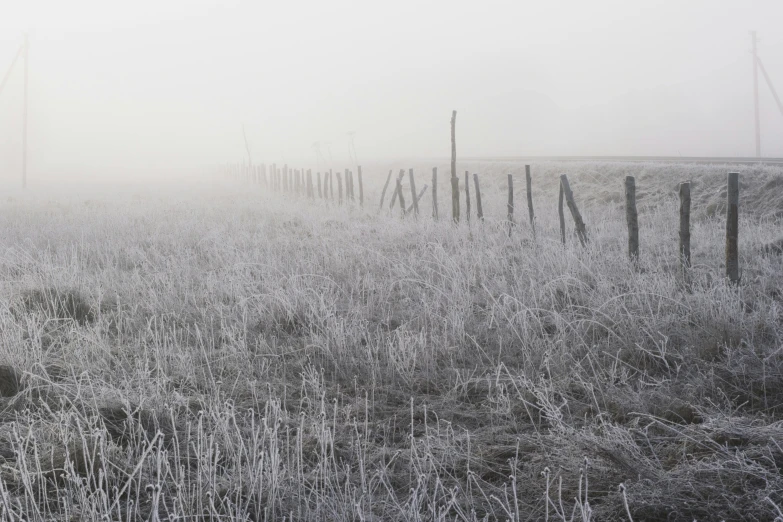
[752,31,761,157]
[22,33,28,188]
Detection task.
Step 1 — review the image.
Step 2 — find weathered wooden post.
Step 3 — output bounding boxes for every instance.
[451,110,460,223]
[406,185,428,214]
[525,165,535,237]
[726,172,739,284]
[560,175,588,246]
[432,167,439,220]
[329,169,334,200]
[625,176,639,261]
[464,171,471,223]
[396,176,406,215]
[379,170,393,211]
[284,165,289,193]
[358,166,364,207]
[408,169,420,215]
[473,174,483,221]
[507,174,514,235]
[317,172,323,199]
[679,181,691,270]
[307,169,314,199]
[337,172,344,205]
[389,169,405,210]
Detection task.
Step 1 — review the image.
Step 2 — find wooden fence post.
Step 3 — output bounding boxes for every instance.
[451,111,459,223]
[406,184,428,214]
[679,181,691,270]
[408,169,420,215]
[358,166,364,207]
[396,176,406,215]
[559,175,588,246]
[389,169,405,210]
[307,169,313,198]
[432,167,439,220]
[525,165,535,237]
[464,171,471,223]
[625,176,639,261]
[379,170,393,211]
[473,174,483,221]
[337,172,344,205]
[317,172,323,199]
[329,170,334,200]
[507,174,514,235]
[726,172,739,284]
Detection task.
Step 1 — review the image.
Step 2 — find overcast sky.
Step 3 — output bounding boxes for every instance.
[0,0,782,180]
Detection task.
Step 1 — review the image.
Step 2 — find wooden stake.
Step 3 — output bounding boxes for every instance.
[473,173,483,221]
[625,176,639,261]
[525,164,535,237]
[464,171,471,223]
[679,181,691,270]
[358,166,364,207]
[389,169,405,210]
[406,184,428,214]
[507,174,514,235]
[337,172,344,205]
[451,111,459,223]
[408,169,420,215]
[432,167,439,220]
[397,176,406,215]
[379,170,393,212]
[329,169,334,200]
[317,172,323,198]
[560,175,588,246]
[726,172,739,284]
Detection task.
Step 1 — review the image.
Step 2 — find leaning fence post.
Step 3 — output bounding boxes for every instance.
[389,170,405,210]
[406,184,428,214]
[507,174,514,235]
[525,165,535,238]
[625,176,639,261]
[379,170,393,211]
[396,176,407,216]
[726,172,739,284]
[432,167,439,220]
[679,181,691,270]
[358,166,364,207]
[408,169,420,215]
[451,110,460,223]
[464,171,471,223]
[473,174,483,221]
[559,175,588,246]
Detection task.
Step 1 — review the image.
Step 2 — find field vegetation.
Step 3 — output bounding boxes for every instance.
[0,160,782,521]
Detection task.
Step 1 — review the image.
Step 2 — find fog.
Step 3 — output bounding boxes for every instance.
[1,0,782,184]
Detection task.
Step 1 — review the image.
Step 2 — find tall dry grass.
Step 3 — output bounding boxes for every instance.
[0,162,782,520]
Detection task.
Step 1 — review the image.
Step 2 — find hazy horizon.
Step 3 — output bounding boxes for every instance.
[1,0,783,182]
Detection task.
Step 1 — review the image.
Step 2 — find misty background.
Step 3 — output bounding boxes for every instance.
[0,0,782,185]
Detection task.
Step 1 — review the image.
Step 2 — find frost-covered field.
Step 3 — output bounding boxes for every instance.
[0,161,782,521]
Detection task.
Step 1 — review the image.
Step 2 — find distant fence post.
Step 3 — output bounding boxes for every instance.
[406,184,428,214]
[317,172,323,199]
[464,171,471,223]
[379,170,393,212]
[389,169,405,210]
[525,165,535,238]
[507,174,514,235]
[451,110,459,223]
[726,172,739,284]
[329,170,334,200]
[358,166,364,207]
[346,169,353,201]
[432,167,439,220]
[679,181,691,271]
[560,175,588,246]
[625,176,639,261]
[396,175,407,216]
[337,172,344,205]
[307,169,314,198]
[473,174,483,221]
[408,169,420,215]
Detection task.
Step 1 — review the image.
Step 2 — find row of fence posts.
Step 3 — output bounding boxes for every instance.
[222,159,742,285]
[223,163,365,207]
